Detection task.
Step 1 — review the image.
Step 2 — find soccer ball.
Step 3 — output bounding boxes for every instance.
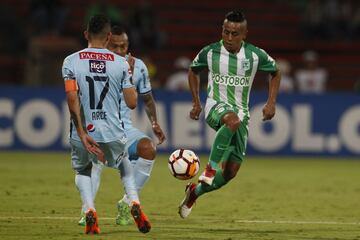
[168,149,200,180]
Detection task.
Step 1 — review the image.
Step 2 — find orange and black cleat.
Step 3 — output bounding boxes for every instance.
[130,202,151,233]
[85,208,100,234]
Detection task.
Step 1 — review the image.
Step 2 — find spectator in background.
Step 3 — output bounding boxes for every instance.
[25,0,79,86]
[354,78,360,93]
[337,0,352,39]
[302,0,353,40]
[0,6,27,85]
[295,50,328,94]
[140,55,160,89]
[276,59,294,93]
[128,0,165,52]
[165,56,191,91]
[322,0,352,39]
[351,3,360,38]
[84,0,124,26]
[28,0,67,36]
[302,0,325,39]
[0,6,26,55]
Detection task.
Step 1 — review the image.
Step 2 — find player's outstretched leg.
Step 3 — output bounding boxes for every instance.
[85,208,100,234]
[130,202,151,233]
[178,182,198,218]
[74,162,95,227]
[117,137,155,226]
[78,163,104,226]
[198,163,217,185]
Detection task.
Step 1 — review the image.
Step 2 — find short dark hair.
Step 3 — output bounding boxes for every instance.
[225,10,246,23]
[111,25,127,35]
[87,14,111,39]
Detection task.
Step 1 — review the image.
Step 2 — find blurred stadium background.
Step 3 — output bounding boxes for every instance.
[1,0,360,156]
[1,0,360,239]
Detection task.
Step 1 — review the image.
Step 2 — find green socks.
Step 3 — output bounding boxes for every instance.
[209,125,235,165]
[195,124,236,197]
[195,170,227,196]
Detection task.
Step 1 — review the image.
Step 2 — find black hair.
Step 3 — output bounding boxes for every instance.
[111,25,127,35]
[225,10,246,23]
[87,14,111,38]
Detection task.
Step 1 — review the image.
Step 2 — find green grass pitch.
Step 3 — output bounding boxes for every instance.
[0,152,359,240]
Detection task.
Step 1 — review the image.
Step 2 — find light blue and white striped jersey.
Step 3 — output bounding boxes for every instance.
[119,56,151,129]
[62,48,134,142]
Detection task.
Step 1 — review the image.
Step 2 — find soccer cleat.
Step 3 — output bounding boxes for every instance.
[116,199,132,226]
[178,182,198,218]
[198,163,216,186]
[130,202,151,233]
[78,212,86,226]
[85,208,100,234]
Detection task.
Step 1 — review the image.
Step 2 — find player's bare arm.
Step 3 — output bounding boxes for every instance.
[66,90,105,162]
[127,52,135,74]
[123,87,138,109]
[142,93,166,144]
[263,69,281,121]
[188,69,202,120]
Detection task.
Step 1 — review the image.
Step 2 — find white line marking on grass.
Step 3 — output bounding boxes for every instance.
[0,216,114,220]
[236,220,360,226]
[1,216,359,226]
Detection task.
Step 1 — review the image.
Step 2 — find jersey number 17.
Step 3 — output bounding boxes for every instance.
[85,76,109,110]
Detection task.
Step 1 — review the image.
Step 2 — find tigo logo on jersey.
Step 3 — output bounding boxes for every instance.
[89,60,106,74]
[87,123,96,132]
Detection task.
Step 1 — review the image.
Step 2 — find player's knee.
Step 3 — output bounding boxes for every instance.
[222,113,240,132]
[227,118,240,132]
[137,138,156,160]
[76,162,92,177]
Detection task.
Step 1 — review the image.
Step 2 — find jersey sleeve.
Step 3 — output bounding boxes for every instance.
[62,56,75,81]
[136,59,152,94]
[62,56,78,92]
[255,47,277,73]
[190,45,210,72]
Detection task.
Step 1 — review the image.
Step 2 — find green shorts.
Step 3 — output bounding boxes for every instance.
[206,102,249,163]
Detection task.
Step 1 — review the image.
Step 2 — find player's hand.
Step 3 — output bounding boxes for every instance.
[262,102,276,121]
[190,103,202,120]
[127,52,135,75]
[79,133,106,164]
[152,122,166,145]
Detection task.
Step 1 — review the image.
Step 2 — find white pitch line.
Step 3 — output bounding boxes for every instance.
[0,216,359,226]
[235,219,360,226]
[0,216,114,220]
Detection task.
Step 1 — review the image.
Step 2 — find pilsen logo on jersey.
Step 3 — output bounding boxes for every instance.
[79,52,114,61]
[89,60,106,73]
[241,59,250,71]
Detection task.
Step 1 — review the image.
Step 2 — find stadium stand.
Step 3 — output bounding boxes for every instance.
[1,0,359,91]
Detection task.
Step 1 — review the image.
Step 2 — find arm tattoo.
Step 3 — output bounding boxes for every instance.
[143,93,157,123]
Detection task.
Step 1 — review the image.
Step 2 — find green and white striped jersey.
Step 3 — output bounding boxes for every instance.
[191,40,277,121]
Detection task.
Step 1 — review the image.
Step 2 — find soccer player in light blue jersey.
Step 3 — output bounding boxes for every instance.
[62,15,151,234]
[78,25,166,226]
[178,11,281,218]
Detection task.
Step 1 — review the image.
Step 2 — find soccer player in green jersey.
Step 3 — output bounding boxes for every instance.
[179,10,281,218]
